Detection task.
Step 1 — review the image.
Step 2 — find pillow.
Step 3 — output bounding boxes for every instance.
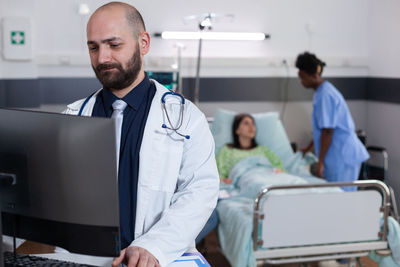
[210,108,294,165]
[259,116,294,164]
[210,109,236,155]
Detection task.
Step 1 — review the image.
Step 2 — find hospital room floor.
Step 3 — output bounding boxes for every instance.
[198,230,378,267]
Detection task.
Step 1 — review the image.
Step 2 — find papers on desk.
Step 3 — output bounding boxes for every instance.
[167,252,210,267]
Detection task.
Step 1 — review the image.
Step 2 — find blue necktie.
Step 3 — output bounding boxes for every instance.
[112,100,127,170]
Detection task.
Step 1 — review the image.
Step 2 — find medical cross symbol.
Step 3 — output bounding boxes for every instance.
[11,31,25,45]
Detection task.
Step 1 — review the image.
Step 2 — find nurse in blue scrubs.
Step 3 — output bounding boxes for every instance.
[295,52,369,191]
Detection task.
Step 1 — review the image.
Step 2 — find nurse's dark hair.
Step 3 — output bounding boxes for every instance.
[96,2,146,39]
[229,113,258,149]
[295,51,326,75]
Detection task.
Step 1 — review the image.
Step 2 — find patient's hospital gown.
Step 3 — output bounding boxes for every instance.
[312,81,369,191]
[216,145,284,178]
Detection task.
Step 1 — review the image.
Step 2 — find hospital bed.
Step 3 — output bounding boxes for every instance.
[253,180,394,265]
[209,109,400,267]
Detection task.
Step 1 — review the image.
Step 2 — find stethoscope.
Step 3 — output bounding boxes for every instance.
[78,90,190,139]
[161,91,190,140]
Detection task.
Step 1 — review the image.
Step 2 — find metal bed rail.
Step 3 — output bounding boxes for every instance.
[260,252,369,265]
[253,180,391,253]
[253,241,388,263]
[388,186,399,222]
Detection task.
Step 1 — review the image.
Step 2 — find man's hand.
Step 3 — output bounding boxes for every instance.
[112,246,160,267]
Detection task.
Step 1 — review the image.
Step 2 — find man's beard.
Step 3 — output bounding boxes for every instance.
[93,45,141,90]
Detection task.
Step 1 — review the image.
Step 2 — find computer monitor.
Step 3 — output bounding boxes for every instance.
[147,71,176,90]
[0,108,120,260]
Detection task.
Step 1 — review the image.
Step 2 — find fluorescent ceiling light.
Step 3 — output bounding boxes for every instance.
[159,31,268,41]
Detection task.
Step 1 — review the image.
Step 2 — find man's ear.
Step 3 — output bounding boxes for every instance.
[138,32,150,55]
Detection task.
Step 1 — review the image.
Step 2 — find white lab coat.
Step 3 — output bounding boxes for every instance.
[64,80,219,266]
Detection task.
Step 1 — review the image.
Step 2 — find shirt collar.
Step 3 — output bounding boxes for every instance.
[101,73,151,111]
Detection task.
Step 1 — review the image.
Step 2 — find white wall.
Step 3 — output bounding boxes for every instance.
[1,0,370,78]
[368,0,400,78]
[367,0,400,208]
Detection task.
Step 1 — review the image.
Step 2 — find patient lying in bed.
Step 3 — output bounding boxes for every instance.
[216,113,284,184]
[214,115,342,267]
[197,114,285,243]
[209,110,400,267]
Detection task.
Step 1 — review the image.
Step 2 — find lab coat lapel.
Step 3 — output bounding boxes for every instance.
[65,88,102,116]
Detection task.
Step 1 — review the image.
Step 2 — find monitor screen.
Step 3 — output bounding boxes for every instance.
[147,71,176,90]
[0,108,120,257]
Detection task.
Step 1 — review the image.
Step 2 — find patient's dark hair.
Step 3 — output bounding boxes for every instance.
[295,51,326,75]
[229,113,257,149]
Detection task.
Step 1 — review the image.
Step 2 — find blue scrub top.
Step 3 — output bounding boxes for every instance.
[312,81,369,169]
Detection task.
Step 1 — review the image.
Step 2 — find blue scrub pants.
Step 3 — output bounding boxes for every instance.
[323,162,362,192]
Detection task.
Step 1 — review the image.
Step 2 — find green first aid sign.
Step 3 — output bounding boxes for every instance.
[11,31,25,45]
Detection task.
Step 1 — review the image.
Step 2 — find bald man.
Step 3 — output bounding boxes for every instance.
[64,2,219,267]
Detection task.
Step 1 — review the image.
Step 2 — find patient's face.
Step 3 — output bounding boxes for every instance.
[236,116,256,139]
